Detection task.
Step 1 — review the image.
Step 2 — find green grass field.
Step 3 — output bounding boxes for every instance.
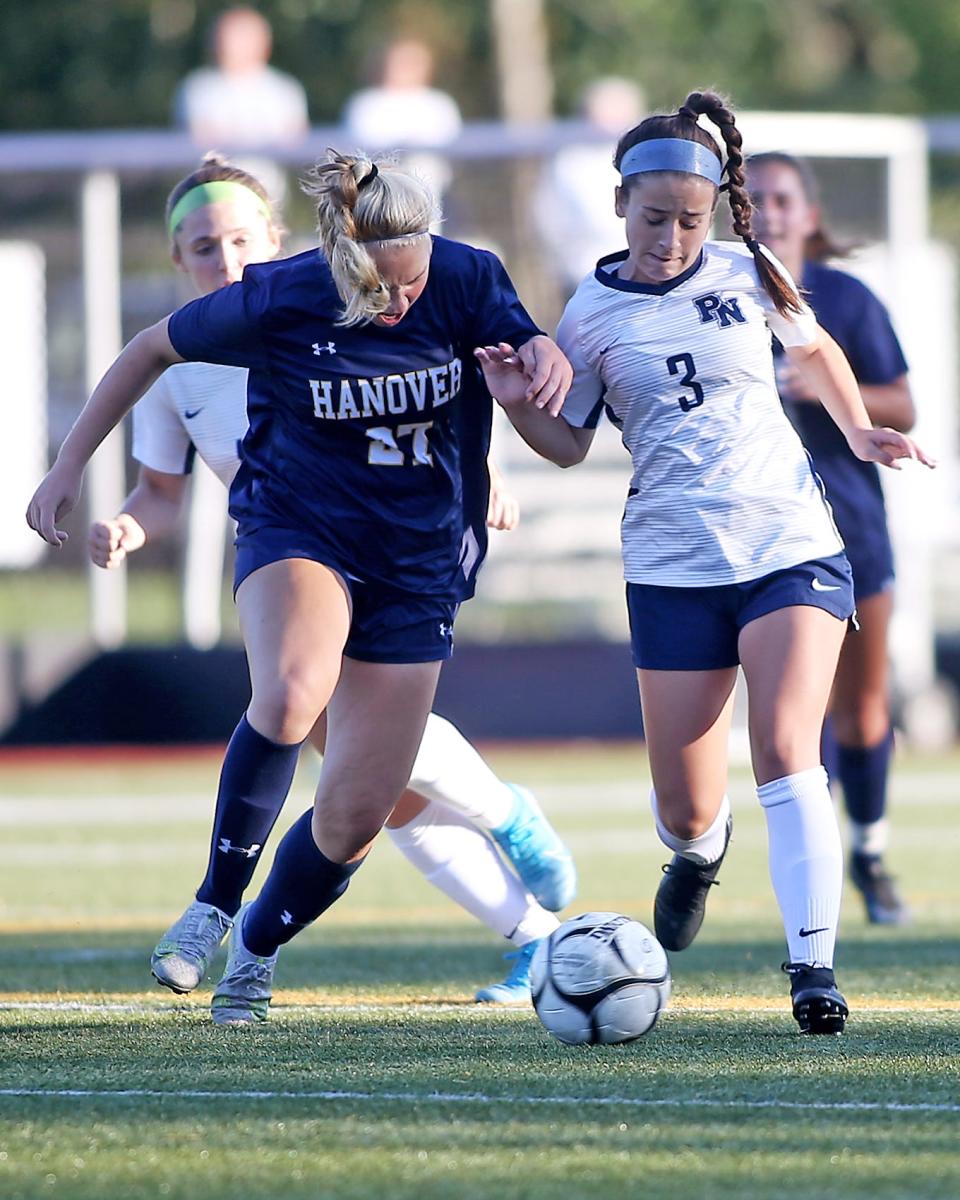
[1,744,958,1200]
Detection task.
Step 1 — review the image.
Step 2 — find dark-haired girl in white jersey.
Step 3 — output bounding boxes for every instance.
[479,91,933,1033]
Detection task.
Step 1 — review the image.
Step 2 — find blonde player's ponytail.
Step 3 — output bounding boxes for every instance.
[303,151,439,326]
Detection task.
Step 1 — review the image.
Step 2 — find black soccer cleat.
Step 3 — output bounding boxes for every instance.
[849,851,910,926]
[653,816,732,951]
[782,962,848,1035]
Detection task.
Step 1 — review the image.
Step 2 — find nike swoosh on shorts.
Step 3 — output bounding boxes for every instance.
[811,578,841,592]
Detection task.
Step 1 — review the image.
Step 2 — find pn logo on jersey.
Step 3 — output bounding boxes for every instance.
[693,293,746,328]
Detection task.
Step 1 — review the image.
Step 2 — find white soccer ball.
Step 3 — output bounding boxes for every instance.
[531,912,671,1045]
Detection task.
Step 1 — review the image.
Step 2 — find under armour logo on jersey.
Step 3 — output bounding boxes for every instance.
[693,293,746,328]
[280,910,295,926]
[312,341,337,355]
[217,838,262,859]
[439,622,452,638]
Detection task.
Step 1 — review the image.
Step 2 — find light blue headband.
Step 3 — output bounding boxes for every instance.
[619,138,723,186]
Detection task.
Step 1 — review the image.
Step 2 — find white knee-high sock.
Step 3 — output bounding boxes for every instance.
[407,713,516,830]
[386,801,559,946]
[758,767,843,968]
[650,791,731,866]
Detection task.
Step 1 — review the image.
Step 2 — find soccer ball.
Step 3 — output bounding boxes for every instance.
[530,912,671,1045]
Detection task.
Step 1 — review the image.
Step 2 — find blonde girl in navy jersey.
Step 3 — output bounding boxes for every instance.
[86,154,571,1006]
[479,91,932,1033]
[747,152,913,926]
[28,150,572,1024]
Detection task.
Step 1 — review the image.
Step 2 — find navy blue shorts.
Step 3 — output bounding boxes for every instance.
[833,520,894,602]
[234,526,457,665]
[626,552,856,671]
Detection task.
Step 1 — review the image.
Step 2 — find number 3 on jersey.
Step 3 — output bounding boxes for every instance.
[367,421,434,467]
[666,353,704,412]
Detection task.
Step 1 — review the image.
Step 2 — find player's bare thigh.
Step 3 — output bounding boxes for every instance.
[739,605,847,786]
[829,588,893,747]
[636,667,738,838]
[313,655,442,862]
[236,557,352,744]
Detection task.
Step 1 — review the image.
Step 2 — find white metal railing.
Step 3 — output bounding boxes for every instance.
[2,115,955,723]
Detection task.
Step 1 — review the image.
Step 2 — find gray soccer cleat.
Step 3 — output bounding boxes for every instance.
[211,904,278,1025]
[151,900,233,994]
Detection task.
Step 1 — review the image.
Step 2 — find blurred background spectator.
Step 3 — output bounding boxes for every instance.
[342,36,462,205]
[172,6,309,203]
[535,76,646,291]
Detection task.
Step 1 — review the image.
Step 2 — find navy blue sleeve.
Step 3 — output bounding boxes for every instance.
[466,250,543,349]
[167,271,268,369]
[835,281,908,386]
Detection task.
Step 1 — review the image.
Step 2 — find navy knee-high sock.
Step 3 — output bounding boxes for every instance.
[242,809,365,957]
[195,714,303,917]
[820,717,840,786]
[836,727,894,831]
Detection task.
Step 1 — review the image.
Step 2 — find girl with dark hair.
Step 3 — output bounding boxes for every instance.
[747,151,914,925]
[27,149,573,1024]
[479,91,932,1033]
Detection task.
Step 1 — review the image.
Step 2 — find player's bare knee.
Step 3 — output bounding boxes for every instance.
[654,790,720,840]
[832,696,890,748]
[751,728,817,783]
[251,670,334,743]
[313,798,383,862]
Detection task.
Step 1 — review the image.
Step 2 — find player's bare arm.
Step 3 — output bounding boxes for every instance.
[475,343,593,468]
[777,359,915,432]
[485,458,519,531]
[89,466,189,569]
[786,326,933,470]
[859,374,915,432]
[27,318,184,547]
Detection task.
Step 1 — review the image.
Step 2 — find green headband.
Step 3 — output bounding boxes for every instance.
[168,180,272,238]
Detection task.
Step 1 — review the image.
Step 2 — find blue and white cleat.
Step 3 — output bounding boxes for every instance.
[151,900,233,994]
[491,784,577,911]
[211,904,277,1026]
[474,939,541,1004]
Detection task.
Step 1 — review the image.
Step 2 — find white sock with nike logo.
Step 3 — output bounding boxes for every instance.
[757,767,842,968]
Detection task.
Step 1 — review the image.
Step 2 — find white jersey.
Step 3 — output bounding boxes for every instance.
[132,362,247,487]
[558,240,843,587]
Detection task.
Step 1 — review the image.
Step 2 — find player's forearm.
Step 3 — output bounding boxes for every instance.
[117,479,185,546]
[859,376,915,432]
[501,404,592,468]
[57,320,182,471]
[787,329,872,443]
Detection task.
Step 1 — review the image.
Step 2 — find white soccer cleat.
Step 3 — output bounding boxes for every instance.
[151,900,233,994]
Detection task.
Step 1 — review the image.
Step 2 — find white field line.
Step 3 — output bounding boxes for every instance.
[1,999,957,1016]
[0,773,955,825]
[0,1085,958,1116]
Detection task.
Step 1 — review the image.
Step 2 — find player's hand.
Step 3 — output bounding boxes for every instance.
[516,335,572,416]
[847,427,936,471]
[475,343,530,407]
[486,474,519,531]
[88,515,146,569]
[25,462,84,547]
[775,359,818,404]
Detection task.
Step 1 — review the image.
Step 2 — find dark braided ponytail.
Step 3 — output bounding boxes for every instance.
[615,91,804,317]
[681,92,804,316]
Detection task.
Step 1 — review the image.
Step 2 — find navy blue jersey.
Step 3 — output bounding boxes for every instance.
[167,236,540,599]
[777,261,908,583]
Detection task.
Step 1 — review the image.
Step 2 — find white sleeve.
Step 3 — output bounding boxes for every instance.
[132,373,194,476]
[556,297,606,429]
[754,244,818,347]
